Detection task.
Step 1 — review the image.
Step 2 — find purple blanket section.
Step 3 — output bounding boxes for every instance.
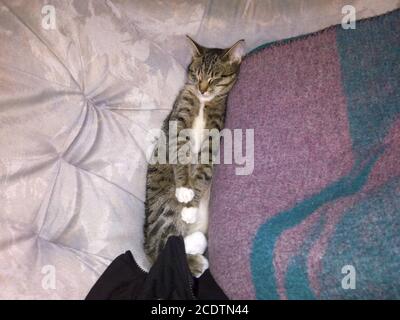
[208,29,352,299]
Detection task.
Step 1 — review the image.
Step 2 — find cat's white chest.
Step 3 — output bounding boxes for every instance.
[191,101,205,154]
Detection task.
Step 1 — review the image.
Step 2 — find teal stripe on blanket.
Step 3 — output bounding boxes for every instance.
[251,10,400,300]
[251,152,382,299]
[320,177,400,299]
[336,10,400,156]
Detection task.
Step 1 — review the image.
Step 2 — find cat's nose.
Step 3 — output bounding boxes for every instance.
[199,80,209,94]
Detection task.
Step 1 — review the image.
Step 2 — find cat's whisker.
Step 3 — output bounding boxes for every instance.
[144,37,245,277]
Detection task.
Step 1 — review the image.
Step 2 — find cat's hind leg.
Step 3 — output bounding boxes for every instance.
[184,231,207,255]
[180,187,210,227]
[181,206,198,224]
[187,254,209,278]
[184,232,209,276]
[175,187,194,203]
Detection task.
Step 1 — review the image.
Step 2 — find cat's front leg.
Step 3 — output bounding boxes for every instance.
[178,167,212,226]
[171,110,195,204]
[175,165,198,224]
[190,138,215,206]
[181,206,198,224]
[180,140,214,225]
[174,164,194,204]
[190,164,213,205]
[175,186,194,203]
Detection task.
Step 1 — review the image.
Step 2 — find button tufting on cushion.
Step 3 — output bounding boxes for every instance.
[0,0,397,300]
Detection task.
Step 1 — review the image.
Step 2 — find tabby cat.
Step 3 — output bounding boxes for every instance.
[144,36,245,277]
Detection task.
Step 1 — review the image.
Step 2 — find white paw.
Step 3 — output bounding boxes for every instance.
[175,187,194,203]
[181,207,198,224]
[195,255,209,278]
[184,231,207,255]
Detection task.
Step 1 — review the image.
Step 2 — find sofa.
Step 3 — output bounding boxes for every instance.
[0,0,398,299]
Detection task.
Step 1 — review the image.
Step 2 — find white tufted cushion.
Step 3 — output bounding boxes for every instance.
[0,0,397,299]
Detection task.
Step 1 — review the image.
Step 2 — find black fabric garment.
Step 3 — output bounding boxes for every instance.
[86,236,228,300]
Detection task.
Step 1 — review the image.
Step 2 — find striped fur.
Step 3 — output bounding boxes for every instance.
[144,37,244,277]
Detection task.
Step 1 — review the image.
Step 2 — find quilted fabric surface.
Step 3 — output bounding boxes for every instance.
[0,0,398,299]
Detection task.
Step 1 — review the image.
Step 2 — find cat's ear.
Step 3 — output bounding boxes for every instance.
[223,39,245,63]
[186,35,204,56]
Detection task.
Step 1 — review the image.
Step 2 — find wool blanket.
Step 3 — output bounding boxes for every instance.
[209,9,400,299]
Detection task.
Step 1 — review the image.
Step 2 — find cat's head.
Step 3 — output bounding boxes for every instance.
[186,36,245,99]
